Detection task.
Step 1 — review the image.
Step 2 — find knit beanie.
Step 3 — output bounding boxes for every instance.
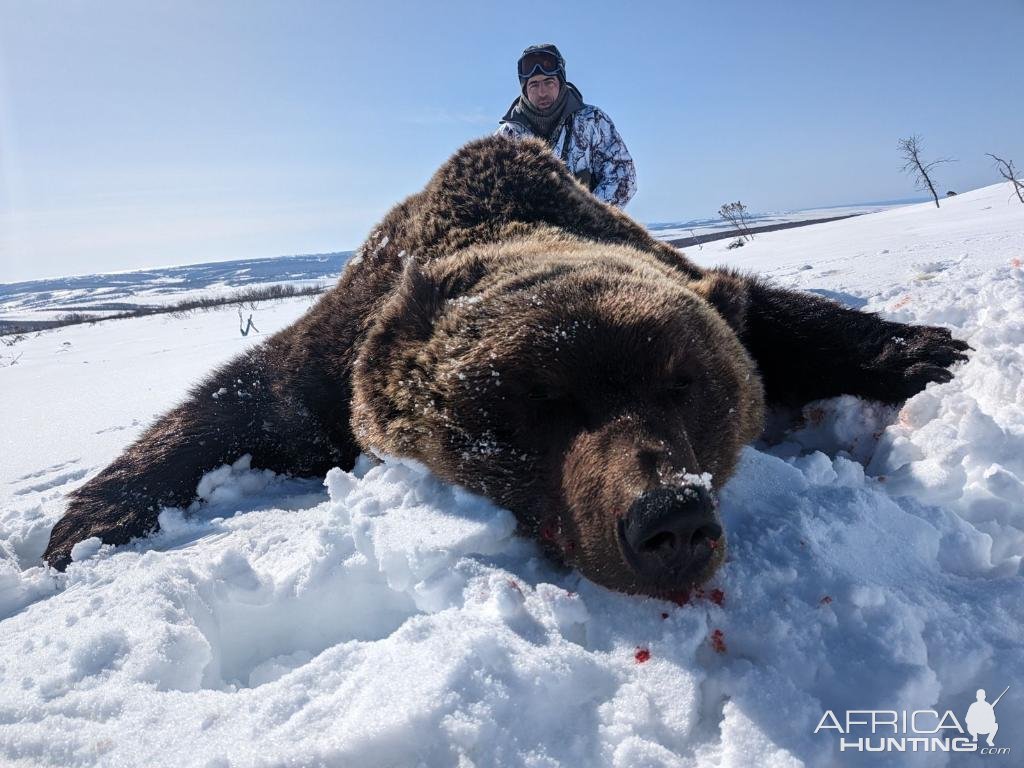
[517,43,566,94]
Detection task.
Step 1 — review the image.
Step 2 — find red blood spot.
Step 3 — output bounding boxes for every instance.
[710,629,727,654]
[1012,258,1022,269]
[661,612,669,620]
[709,588,725,606]
[892,295,912,310]
[708,538,719,551]
[506,579,523,595]
[820,595,833,605]
[634,647,651,663]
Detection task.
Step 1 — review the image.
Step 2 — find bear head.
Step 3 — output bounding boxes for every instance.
[351,238,765,598]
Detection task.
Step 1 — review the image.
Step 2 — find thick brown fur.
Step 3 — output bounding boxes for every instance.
[43,136,968,596]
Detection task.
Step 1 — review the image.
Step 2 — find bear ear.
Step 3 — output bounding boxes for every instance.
[687,271,749,334]
[376,257,448,345]
[377,254,492,344]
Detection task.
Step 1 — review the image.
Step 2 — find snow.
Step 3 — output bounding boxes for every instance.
[1,183,1023,767]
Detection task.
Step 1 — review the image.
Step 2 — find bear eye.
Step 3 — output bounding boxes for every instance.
[524,386,591,429]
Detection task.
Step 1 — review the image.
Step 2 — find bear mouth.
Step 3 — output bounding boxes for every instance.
[614,507,725,595]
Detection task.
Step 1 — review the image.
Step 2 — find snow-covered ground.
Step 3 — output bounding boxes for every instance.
[1,183,1022,767]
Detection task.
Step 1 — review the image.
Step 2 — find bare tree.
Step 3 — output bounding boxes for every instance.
[986,153,1024,204]
[898,135,954,208]
[719,200,755,241]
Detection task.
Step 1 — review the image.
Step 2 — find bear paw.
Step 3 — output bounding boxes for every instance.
[871,323,970,401]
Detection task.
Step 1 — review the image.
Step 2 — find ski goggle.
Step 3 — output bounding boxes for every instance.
[518,51,563,81]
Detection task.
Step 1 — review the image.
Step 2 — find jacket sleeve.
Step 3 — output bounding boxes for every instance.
[589,110,636,208]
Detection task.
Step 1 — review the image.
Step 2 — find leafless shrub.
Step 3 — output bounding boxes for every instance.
[719,201,755,241]
[56,312,93,324]
[238,307,259,337]
[688,228,703,250]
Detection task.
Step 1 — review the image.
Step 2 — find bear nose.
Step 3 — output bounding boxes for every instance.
[619,486,721,579]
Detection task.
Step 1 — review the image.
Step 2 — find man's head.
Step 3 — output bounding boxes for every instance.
[518,44,565,108]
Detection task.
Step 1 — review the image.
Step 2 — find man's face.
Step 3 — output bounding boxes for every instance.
[525,75,560,109]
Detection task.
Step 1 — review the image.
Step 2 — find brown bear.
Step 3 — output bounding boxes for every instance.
[43,136,968,598]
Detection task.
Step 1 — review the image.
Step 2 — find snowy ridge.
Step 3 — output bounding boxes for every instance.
[1,182,1023,767]
[0,252,351,325]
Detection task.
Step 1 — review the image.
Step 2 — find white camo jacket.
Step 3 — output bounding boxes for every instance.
[495,105,637,208]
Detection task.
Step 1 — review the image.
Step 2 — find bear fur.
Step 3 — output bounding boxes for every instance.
[43,136,968,597]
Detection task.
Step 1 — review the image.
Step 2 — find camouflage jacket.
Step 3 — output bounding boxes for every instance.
[496,103,637,208]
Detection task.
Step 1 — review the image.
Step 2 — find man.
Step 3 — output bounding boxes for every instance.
[496,44,636,208]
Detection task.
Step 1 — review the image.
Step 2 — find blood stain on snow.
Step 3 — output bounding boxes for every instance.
[634,647,651,663]
[710,629,727,653]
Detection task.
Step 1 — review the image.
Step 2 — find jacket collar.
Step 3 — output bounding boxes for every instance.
[500,82,585,130]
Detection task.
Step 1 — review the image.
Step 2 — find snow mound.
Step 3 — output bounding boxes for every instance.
[2,435,1021,766]
[868,263,1024,575]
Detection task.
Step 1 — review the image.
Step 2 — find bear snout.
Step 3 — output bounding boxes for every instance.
[617,486,722,583]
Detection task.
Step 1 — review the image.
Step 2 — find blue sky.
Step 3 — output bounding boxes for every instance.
[1,0,1022,282]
